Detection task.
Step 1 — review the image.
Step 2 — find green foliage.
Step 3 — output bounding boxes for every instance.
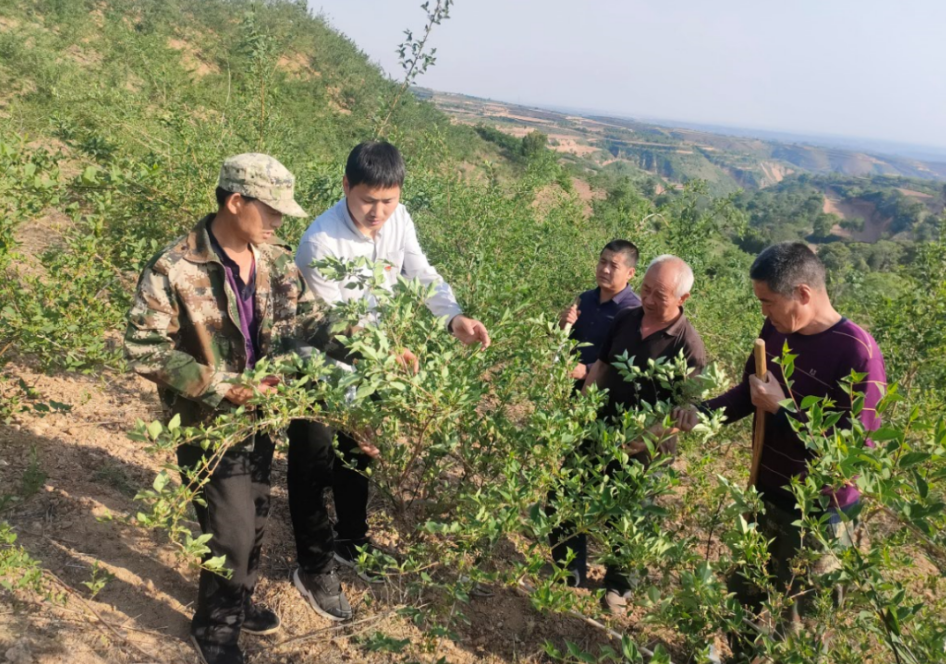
[521,130,549,159]
[0,523,44,595]
[81,560,115,599]
[732,172,943,262]
[0,1,943,662]
[19,446,47,500]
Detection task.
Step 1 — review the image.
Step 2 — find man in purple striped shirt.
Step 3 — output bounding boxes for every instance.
[676,242,886,652]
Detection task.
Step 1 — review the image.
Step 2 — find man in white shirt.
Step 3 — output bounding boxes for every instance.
[289,141,490,619]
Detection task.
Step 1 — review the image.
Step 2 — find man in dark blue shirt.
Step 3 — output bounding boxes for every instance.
[547,240,640,589]
[559,240,641,385]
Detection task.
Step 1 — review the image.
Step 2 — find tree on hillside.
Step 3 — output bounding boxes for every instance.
[521,130,549,159]
[811,212,838,240]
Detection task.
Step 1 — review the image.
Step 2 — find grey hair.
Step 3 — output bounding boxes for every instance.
[647,254,694,297]
[749,242,825,297]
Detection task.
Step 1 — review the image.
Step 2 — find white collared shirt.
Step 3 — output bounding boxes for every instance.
[295,198,463,326]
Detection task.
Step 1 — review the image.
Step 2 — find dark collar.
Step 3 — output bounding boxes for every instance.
[639,307,689,337]
[593,284,635,305]
[663,308,690,336]
[611,285,637,306]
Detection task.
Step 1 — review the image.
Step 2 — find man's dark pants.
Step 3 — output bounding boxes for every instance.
[548,444,643,593]
[176,434,275,645]
[727,499,855,659]
[286,419,371,573]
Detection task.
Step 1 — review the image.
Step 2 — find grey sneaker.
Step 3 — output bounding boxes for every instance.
[292,568,353,621]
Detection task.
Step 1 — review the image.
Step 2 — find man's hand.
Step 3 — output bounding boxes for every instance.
[225,376,280,406]
[625,439,648,455]
[570,363,588,381]
[352,427,380,459]
[393,347,420,374]
[559,301,580,330]
[627,422,678,455]
[450,315,491,348]
[672,405,699,433]
[750,372,787,414]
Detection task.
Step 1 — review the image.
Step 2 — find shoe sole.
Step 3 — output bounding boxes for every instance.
[292,569,352,622]
[602,592,629,616]
[242,622,281,636]
[334,552,384,585]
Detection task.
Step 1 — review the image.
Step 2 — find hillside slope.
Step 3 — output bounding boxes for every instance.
[0,0,489,197]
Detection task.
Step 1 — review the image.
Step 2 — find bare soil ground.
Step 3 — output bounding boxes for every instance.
[0,361,638,664]
[166,38,218,78]
[758,161,793,187]
[276,53,321,80]
[823,195,891,243]
[548,137,600,158]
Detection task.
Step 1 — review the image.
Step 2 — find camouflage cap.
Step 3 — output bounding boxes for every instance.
[218,153,308,217]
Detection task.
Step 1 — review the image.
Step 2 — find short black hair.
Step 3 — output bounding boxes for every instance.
[749,242,826,297]
[215,187,256,209]
[602,240,640,268]
[345,141,406,189]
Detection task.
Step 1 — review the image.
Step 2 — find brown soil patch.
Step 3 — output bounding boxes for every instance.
[0,16,20,31]
[823,195,890,243]
[532,179,602,219]
[493,125,533,138]
[10,209,70,278]
[571,177,604,208]
[0,77,36,113]
[23,138,82,180]
[276,52,320,80]
[89,5,106,29]
[167,38,218,78]
[549,135,599,157]
[325,86,351,116]
[124,72,144,93]
[897,187,933,199]
[758,161,793,187]
[62,44,103,68]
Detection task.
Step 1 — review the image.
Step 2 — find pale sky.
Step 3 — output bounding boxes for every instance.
[310,0,946,151]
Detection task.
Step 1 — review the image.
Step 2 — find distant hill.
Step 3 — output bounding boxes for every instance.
[420,89,946,195]
[731,173,944,252]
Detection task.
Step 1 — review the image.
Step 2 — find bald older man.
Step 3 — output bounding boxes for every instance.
[584,254,706,459]
[550,255,706,614]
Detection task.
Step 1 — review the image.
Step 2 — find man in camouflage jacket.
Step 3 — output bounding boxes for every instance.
[125,215,329,428]
[125,154,329,664]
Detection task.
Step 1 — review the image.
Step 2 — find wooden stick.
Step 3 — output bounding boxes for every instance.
[748,339,767,489]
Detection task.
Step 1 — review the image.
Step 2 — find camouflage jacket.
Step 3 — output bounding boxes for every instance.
[124,215,335,428]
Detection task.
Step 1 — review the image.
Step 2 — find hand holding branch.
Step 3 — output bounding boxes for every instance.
[450,314,491,348]
[225,376,280,406]
[672,405,699,432]
[559,299,580,330]
[352,426,381,459]
[393,347,420,374]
